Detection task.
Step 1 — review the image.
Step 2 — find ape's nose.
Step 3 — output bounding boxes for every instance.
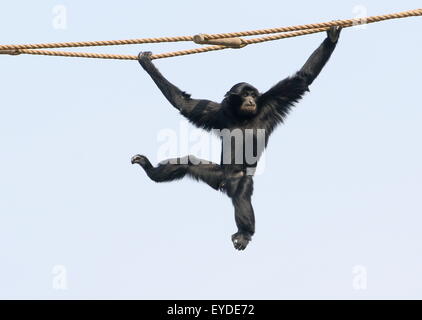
[247,98,255,106]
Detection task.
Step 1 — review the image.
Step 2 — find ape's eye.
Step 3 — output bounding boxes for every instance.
[242,92,249,98]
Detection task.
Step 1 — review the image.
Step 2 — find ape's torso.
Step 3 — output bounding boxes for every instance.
[218,117,274,173]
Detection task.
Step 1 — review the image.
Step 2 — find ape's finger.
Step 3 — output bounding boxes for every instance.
[137,51,153,61]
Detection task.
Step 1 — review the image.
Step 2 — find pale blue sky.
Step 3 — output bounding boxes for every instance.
[1,0,422,299]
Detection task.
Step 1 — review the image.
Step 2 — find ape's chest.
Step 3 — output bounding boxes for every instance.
[220,126,268,141]
[219,127,268,167]
[222,122,271,142]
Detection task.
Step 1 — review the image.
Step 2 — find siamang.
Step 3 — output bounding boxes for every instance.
[132,27,342,251]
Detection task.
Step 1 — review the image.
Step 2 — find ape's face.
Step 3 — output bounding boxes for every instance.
[225,83,260,118]
[238,88,258,115]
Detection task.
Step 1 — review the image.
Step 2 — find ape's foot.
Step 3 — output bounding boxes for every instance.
[131,154,152,169]
[231,232,252,251]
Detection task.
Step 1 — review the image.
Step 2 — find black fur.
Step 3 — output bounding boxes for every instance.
[132,27,342,251]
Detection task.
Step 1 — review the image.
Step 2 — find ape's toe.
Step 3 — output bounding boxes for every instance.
[131,154,146,165]
[131,155,140,164]
[232,232,250,251]
[233,240,246,251]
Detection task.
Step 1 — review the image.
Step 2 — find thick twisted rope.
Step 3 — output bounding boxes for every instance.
[202,8,422,39]
[7,28,329,61]
[0,36,194,51]
[0,8,421,60]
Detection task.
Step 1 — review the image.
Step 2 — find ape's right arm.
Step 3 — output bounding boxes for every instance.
[138,52,224,131]
[258,27,342,125]
[299,26,342,85]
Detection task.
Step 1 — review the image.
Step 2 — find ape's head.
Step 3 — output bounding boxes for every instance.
[224,82,260,117]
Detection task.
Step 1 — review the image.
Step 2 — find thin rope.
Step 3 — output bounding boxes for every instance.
[8,28,330,61]
[0,8,421,60]
[202,8,422,39]
[0,36,194,51]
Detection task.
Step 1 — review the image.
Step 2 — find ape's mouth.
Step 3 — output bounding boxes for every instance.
[240,105,257,113]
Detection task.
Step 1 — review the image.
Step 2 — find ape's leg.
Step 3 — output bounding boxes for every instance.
[131,154,224,190]
[225,175,255,251]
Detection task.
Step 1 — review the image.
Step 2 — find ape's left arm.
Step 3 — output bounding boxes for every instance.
[138,52,227,131]
[259,26,342,122]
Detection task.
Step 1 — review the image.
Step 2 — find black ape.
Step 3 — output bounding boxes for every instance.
[132,27,342,250]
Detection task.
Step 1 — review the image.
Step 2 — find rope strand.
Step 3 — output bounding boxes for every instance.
[9,28,331,61]
[0,8,421,61]
[203,8,422,39]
